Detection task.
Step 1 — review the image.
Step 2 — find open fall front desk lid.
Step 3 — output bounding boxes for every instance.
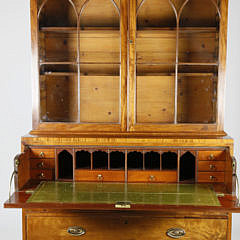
[5,181,240,211]
[27,182,220,207]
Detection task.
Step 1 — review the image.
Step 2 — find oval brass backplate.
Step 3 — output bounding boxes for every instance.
[166,228,185,239]
[67,226,86,236]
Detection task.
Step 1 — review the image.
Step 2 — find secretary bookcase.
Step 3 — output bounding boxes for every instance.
[5,0,240,240]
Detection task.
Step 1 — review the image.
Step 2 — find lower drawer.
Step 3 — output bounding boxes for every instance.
[26,213,228,240]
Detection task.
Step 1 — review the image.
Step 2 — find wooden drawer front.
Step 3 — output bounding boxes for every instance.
[198,172,224,183]
[30,159,55,169]
[128,170,177,183]
[198,151,225,161]
[74,170,125,182]
[198,161,225,172]
[30,148,55,159]
[26,214,228,240]
[30,169,54,180]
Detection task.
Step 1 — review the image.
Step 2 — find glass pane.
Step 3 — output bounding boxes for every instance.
[79,0,120,123]
[177,0,219,123]
[38,0,77,27]
[136,0,176,124]
[38,0,78,122]
[40,74,78,122]
[80,76,120,123]
[177,74,217,123]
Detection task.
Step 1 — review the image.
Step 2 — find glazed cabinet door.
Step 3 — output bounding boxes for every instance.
[129,0,227,134]
[31,0,127,133]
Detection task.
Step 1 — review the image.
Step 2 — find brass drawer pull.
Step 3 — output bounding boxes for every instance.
[166,228,185,239]
[208,154,215,160]
[97,174,103,180]
[39,172,45,179]
[149,175,155,181]
[210,175,216,180]
[209,164,216,170]
[39,152,45,158]
[37,162,44,168]
[67,226,86,236]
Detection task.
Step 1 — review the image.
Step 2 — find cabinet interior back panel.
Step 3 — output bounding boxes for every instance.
[40,76,78,122]
[80,76,120,123]
[177,75,216,123]
[136,76,175,123]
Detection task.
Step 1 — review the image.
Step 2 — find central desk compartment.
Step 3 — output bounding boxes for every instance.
[50,147,227,184]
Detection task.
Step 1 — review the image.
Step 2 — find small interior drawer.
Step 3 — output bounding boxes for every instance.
[30,169,55,180]
[74,170,125,182]
[128,170,177,183]
[198,151,225,161]
[30,148,55,159]
[198,161,225,172]
[26,213,228,240]
[30,159,55,169]
[198,172,224,183]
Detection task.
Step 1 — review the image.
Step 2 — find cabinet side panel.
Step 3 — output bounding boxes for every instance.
[30,0,40,129]
[217,0,229,131]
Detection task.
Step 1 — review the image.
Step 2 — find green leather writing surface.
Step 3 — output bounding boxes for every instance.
[27,182,220,206]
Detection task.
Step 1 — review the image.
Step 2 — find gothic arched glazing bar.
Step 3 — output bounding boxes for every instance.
[175,0,221,123]
[178,0,221,21]
[79,0,120,17]
[37,0,78,20]
[136,0,146,14]
[78,0,120,123]
[170,0,189,124]
[210,0,221,18]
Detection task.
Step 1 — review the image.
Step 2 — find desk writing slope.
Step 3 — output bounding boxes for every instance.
[27,182,221,206]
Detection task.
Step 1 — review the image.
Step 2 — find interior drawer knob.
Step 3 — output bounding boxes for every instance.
[208,154,215,160]
[39,152,45,158]
[37,162,44,168]
[67,226,86,236]
[39,172,45,179]
[97,174,103,180]
[149,175,155,181]
[210,175,216,180]
[166,228,185,239]
[209,164,216,170]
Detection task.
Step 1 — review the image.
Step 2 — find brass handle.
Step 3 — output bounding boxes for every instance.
[209,164,216,170]
[39,152,45,158]
[210,175,216,180]
[39,172,45,179]
[149,175,155,181]
[166,228,185,238]
[37,162,44,168]
[67,226,86,236]
[208,154,215,160]
[97,174,103,180]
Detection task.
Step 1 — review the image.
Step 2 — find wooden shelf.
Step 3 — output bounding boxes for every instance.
[41,72,120,76]
[40,62,120,65]
[179,62,218,66]
[137,27,218,38]
[40,61,77,65]
[40,27,120,38]
[41,72,77,76]
[137,62,218,66]
[137,73,215,77]
[40,72,215,77]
